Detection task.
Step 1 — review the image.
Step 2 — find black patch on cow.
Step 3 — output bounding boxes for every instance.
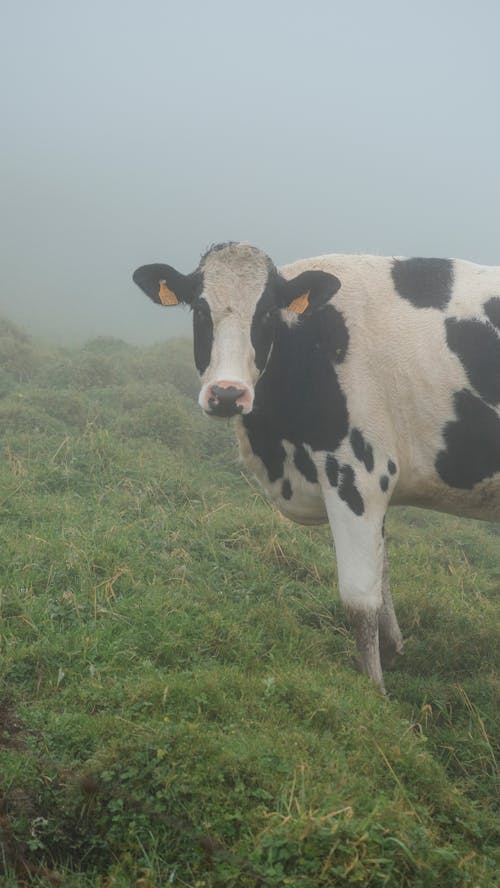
[381,516,386,538]
[350,428,374,472]
[294,445,318,484]
[435,389,500,489]
[387,459,397,475]
[484,296,500,329]
[249,436,287,484]
[445,317,500,406]
[251,274,280,372]
[338,465,365,516]
[192,297,214,374]
[380,475,389,492]
[282,479,293,500]
[316,304,349,364]
[243,307,350,482]
[392,258,454,310]
[133,264,202,306]
[326,454,339,487]
[278,269,341,314]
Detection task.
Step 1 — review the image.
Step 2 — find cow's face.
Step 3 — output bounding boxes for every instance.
[133,243,340,418]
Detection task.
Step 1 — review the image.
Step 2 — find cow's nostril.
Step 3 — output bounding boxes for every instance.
[211,385,245,403]
[208,384,246,417]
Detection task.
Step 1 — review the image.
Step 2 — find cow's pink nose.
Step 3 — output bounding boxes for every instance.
[206,381,253,417]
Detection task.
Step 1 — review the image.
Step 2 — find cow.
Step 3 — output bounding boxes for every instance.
[133,242,500,693]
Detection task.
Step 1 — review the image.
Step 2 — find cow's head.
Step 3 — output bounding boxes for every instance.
[133,243,341,418]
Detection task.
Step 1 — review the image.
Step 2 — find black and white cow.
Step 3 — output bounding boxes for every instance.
[133,242,500,693]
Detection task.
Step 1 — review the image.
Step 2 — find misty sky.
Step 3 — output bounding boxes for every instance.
[2,0,500,344]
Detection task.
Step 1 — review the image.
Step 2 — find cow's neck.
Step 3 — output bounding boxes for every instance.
[242,312,349,461]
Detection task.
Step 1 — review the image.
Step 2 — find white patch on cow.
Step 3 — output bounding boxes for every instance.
[447,260,500,319]
[278,440,327,524]
[236,427,328,525]
[313,439,387,611]
[321,484,385,611]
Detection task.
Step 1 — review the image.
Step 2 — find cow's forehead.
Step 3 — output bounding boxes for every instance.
[200,244,273,314]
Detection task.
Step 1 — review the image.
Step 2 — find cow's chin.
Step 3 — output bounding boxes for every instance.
[204,403,244,419]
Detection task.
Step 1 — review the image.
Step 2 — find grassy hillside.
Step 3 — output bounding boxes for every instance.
[0,318,498,887]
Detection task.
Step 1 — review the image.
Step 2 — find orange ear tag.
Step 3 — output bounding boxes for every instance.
[158,280,180,306]
[287,291,310,315]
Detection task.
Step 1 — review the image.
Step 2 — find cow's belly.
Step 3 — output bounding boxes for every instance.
[236,426,328,525]
[274,466,328,525]
[394,472,500,522]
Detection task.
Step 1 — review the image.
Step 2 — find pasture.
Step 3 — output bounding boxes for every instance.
[0,318,498,886]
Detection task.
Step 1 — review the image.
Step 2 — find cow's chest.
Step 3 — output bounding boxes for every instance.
[236,421,328,525]
[234,315,352,525]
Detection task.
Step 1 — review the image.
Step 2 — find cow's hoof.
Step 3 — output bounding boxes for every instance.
[351,655,387,695]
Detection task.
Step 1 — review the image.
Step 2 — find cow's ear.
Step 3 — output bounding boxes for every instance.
[133,263,201,306]
[279,270,341,315]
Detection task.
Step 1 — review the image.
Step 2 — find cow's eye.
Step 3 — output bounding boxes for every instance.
[262,310,274,324]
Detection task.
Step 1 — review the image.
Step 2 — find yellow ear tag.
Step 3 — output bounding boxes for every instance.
[287,291,310,315]
[158,280,180,306]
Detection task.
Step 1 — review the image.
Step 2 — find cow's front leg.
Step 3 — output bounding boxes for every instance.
[320,481,387,693]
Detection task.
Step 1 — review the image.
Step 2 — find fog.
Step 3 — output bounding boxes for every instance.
[2,0,500,345]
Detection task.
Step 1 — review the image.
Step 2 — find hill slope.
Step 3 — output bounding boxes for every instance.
[0,319,498,887]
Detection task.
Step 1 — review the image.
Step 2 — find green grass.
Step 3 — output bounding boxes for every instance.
[0,318,498,887]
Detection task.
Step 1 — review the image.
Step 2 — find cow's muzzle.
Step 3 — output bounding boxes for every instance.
[202,381,253,417]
